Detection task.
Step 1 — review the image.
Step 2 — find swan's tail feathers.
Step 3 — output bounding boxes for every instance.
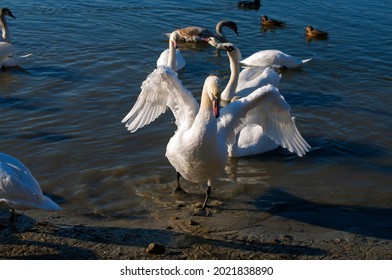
[301,58,312,64]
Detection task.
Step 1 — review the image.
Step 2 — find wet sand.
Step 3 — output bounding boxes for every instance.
[1,189,391,260]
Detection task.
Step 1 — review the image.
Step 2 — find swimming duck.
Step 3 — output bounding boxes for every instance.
[305,25,328,38]
[238,0,261,9]
[261,15,285,27]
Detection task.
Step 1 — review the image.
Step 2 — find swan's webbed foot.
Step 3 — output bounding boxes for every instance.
[193,208,211,217]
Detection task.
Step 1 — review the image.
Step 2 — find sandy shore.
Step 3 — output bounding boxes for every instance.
[1,193,391,260]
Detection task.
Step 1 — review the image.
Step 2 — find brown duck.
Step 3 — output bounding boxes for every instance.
[261,15,285,27]
[305,25,328,38]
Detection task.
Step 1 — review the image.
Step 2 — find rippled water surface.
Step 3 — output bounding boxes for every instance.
[1,0,391,232]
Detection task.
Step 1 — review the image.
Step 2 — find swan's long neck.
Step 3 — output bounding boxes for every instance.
[222,48,240,102]
[215,21,226,41]
[199,75,221,121]
[0,14,10,42]
[167,32,178,70]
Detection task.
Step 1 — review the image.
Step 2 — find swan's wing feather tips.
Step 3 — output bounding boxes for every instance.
[122,66,198,133]
[254,87,311,156]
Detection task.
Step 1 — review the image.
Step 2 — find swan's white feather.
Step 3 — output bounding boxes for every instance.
[240,50,312,68]
[157,49,185,71]
[0,153,62,211]
[122,65,199,133]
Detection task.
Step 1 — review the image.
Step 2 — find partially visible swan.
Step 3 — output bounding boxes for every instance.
[0,153,62,223]
[0,8,31,68]
[206,39,310,157]
[157,31,185,71]
[305,25,328,39]
[166,20,239,43]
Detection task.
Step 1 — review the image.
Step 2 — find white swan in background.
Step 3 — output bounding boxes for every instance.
[206,39,310,157]
[0,153,62,223]
[166,20,239,43]
[240,49,311,68]
[0,7,32,68]
[156,32,185,71]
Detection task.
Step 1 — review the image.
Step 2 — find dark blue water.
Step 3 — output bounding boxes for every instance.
[1,0,391,238]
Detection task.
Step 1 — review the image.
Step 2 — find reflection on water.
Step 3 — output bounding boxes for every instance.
[1,0,392,236]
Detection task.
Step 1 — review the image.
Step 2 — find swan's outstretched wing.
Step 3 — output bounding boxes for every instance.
[219,85,310,157]
[122,65,199,133]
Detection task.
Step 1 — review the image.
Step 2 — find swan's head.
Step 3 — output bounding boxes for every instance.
[169,31,180,48]
[223,21,239,36]
[203,75,221,118]
[222,43,242,61]
[0,8,16,19]
[203,36,221,48]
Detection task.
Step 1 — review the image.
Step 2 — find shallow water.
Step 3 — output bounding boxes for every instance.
[1,0,391,237]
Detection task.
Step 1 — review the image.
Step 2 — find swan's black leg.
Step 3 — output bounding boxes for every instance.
[193,180,212,216]
[173,172,187,194]
[202,186,211,210]
[9,208,15,223]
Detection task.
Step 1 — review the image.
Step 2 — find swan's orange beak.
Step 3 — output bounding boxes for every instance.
[212,100,220,118]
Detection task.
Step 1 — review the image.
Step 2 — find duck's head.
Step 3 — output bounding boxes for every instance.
[0,8,16,19]
[305,26,314,33]
[261,15,268,22]
[203,75,221,118]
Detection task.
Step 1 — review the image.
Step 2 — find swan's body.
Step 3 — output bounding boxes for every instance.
[0,153,62,222]
[122,68,226,210]
[261,15,285,27]
[305,25,328,38]
[157,48,185,71]
[166,20,239,43]
[207,40,310,157]
[240,50,312,68]
[0,8,31,68]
